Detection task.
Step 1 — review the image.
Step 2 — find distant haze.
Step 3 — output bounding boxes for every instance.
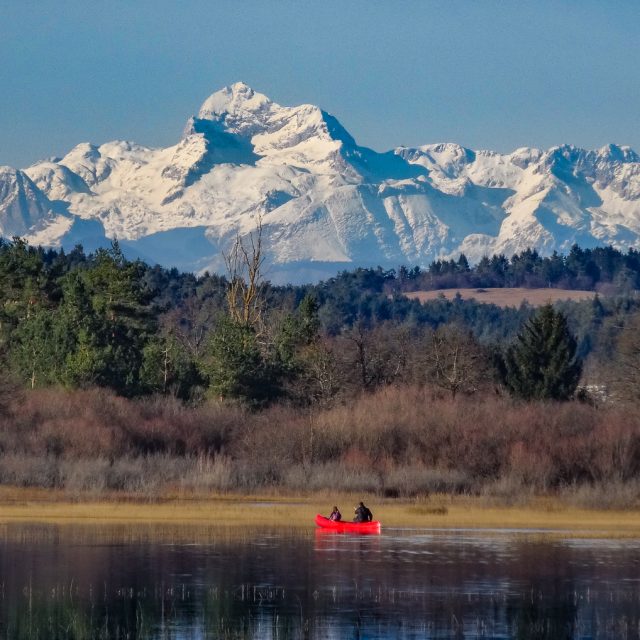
[1,0,639,168]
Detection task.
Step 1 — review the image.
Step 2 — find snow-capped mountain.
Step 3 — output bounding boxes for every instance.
[2,82,639,282]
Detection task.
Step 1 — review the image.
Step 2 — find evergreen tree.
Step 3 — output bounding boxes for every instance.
[273,294,320,368]
[83,243,155,395]
[0,239,62,388]
[0,238,50,352]
[140,333,203,399]
[503,304,582,400]
[55,271,104,387]
[10,304,56,388]
[456,254,470,272]
[204,317,276,405]
[271,295,334,404]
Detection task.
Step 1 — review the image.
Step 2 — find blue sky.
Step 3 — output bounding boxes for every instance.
[2,1,639,167]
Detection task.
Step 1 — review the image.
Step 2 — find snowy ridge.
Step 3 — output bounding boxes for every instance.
[0,82,638,282]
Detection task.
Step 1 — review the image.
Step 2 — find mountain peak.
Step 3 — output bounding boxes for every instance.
[3,83,640,283]
[597,143,639,164]
[197,82,272,121]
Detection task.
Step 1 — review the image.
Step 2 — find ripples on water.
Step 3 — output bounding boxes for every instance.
[0,523,639,638]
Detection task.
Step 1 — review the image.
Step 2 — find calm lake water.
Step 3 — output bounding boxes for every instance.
[0,523,639,639]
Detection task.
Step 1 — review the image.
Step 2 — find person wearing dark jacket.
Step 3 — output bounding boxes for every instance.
[353,501,373,523]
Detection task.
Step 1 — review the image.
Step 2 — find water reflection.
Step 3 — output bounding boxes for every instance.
[0,524,639,638]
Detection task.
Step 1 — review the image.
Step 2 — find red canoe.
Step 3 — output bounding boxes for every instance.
[315,514,381,534]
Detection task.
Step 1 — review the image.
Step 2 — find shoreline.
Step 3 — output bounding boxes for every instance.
[1,488,640,538]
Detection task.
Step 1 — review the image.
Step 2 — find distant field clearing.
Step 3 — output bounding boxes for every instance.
[406,287,596,308]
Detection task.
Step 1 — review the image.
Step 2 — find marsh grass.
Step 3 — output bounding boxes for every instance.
[1,489,640,538]
[406,505,449,516]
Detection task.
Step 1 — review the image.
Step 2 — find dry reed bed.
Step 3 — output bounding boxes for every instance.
[2,489,640,538]
[1,387,640,509]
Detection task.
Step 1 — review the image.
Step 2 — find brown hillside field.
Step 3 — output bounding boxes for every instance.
[405,287,596,308]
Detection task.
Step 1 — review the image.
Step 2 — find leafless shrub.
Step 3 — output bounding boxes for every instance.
[481,475,536,507]
[0,454,62,488]
[62,458,111,494]
[561,481,640,510]
[283,463,382,494]
[2,385,640,499]
[180,455,236,492]
[383,466,472,497]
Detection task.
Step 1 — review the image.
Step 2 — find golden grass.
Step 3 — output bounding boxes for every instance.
[1,488,640,538]
[406,287,596,308]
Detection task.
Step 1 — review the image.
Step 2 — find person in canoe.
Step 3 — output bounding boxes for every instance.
[329,506,342,521]
[353,501,373,523]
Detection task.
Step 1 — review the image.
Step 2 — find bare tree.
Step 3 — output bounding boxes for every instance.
[223,214,266,332]
[162,297,213,362]
[299,339,344,406]
[608,313,640,403]
[423,324,489,398]
[339,322,411,392]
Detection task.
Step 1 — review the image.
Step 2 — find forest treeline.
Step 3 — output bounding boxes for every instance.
[2,235,640,501]
[397,244,640,293]
[0,236,638,403]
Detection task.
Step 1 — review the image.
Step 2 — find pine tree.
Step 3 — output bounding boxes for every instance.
[56,271,104,388]
[10,304,56,388]
[204,317,276,405]
[83,243,155,395]
[273,294,320,369]
[503,304,582,400]
[1,239,61,388]
[140,333,203,399]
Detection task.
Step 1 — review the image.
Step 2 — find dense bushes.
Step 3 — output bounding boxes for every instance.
[2,386,640,504]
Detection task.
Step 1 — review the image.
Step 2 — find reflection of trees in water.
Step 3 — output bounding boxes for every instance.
[0,582,307,639]
[507,582,640,640]
[508,585,577,640]
[3,580,640,639]
[2,590,152,639]
[2,528,640,639]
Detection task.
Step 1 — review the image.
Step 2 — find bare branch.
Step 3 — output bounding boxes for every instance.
[222,213,266,332]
